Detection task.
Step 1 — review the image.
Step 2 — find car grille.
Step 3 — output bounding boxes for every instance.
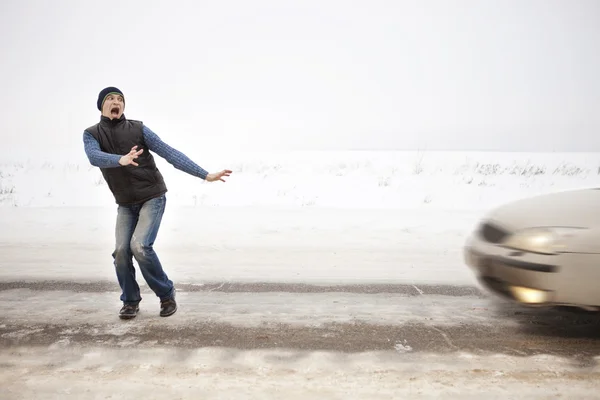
[478,222,510,244]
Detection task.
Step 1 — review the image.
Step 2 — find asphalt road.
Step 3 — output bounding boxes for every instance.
[2,281,600,361]
[2,280,600,399]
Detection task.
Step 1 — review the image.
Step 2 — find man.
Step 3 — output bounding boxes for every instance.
[83,86,231,320]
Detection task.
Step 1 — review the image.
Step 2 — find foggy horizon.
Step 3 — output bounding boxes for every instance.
[1,0,599,155]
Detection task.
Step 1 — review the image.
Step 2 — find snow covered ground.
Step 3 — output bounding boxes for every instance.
[2,346,599,400]
[2,150,599,285]
[0,206,479,285]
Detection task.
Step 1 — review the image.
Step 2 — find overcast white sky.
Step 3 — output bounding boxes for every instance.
[1,0,599,156]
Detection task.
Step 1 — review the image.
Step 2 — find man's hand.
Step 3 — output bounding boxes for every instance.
[119,146,143,166]
[206,169,232,182]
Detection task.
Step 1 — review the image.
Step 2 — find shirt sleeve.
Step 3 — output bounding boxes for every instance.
[143,125,209,179]
[83,131,121,168]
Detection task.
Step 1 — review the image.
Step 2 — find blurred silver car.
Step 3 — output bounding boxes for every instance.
[464,188,600,311]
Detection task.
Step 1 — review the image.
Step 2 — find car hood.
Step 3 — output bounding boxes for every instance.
[486,188,600,230]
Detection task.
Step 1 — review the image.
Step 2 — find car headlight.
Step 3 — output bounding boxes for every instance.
[502,227,586,255]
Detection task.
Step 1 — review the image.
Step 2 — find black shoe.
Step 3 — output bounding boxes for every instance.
[119,303,139,319]
[160,297,177,317]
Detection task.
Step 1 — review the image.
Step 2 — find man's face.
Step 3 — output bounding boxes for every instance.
[101,93,125,120]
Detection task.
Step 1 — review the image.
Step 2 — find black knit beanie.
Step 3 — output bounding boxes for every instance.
[97,87,125,111]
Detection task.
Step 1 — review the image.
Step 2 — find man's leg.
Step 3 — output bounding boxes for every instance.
[113,204,142,319]
[130,194,176,316]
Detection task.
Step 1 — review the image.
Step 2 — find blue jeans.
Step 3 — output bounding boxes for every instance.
[112,194,174,305]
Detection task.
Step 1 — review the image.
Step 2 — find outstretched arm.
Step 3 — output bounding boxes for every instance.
[143,126,210,179]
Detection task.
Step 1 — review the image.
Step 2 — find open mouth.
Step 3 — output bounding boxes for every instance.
[111,106,120,115]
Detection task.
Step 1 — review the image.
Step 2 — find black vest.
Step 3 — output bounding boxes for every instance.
[86,115,167,205]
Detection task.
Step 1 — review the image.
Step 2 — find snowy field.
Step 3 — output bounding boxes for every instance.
[2,150,600,285]
[1,150,600,284]
[1,150,600,210]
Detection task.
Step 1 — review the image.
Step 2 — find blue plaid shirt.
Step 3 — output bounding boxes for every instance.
[83,125,209,179]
